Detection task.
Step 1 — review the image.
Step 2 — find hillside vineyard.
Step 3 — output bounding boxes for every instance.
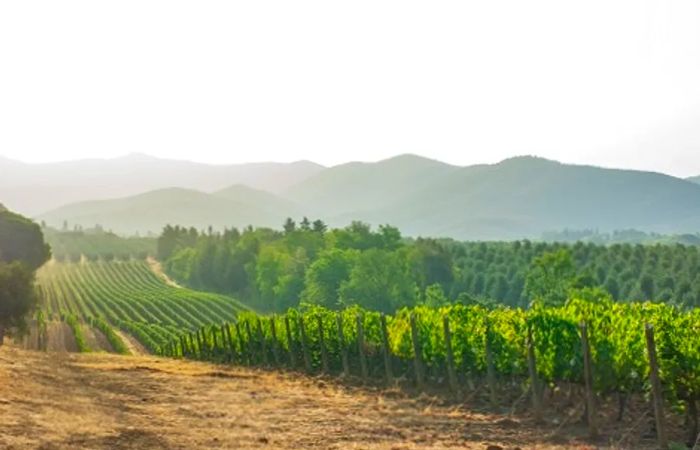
[37,261,248,352]
[30,257,700,445]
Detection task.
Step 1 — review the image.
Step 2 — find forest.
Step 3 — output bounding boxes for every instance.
[157,218,700,313]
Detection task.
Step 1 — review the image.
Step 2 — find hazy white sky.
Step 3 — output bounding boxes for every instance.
[1,1,700,175]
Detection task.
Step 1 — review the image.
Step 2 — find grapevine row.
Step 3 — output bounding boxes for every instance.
[160,301,700,442]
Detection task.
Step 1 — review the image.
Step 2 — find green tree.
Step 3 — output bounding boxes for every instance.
[339,249,416,313]
[301,248,356,309]
[0,263,38,343]
[0,208,50,344]
[525,249,578,307]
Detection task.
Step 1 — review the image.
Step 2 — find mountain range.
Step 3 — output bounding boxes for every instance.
[5,153,700,240]
[0,153,323,217]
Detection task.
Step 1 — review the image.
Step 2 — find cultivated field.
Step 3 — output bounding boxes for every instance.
[0,345,589,450]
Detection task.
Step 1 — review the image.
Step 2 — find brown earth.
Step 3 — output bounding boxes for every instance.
[114,329,148,356]
[0,345,612,450]
[45,322,78,353]
[82,324,114,353]
[147,256,182,288]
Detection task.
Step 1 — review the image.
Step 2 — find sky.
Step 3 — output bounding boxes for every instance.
[1,1,700,176]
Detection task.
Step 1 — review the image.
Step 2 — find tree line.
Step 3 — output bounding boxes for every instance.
[158,218,700,313]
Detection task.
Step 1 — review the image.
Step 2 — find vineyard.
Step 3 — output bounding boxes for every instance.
[30,259,700,446]
[36,260,249,353]
[160,300,700,446]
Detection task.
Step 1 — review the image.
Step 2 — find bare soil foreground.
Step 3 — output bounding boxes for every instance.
[0,346,644,450]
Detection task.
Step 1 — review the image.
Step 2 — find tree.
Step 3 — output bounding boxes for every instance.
[0,209,51,270]
[409,238,454,292]
[283,218,296,234]
[339,249,416,313]
[312,219,327,233]
[424,283,448,307]
[0,262,38,343]
[301,248,356,309]
[525,249,579,307]
[0,208,50,344]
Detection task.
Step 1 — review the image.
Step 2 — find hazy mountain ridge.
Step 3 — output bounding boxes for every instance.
[0,154,324,216]
[29,153,700,239]
[38,187,302,235]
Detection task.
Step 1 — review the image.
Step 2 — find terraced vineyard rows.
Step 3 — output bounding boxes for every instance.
[37,260,249,353]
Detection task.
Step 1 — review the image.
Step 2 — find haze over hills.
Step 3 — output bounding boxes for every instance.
[38,186,302,235]
[0,153,324,216]
[28,153,700,240]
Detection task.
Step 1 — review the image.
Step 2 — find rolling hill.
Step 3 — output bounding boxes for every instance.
[38,187,302,235]
[32,154,700,240]
[0,154,324,216]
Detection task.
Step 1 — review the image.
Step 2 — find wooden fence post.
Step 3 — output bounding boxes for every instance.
[527,326,543,422]
[317,315,329,374]
[580,322,598,438]
[443,315,460,394]
[380,314,394,386]
[299,316,312,373]
[356,314,369,381]
[645,324,668,450]
[270,317,281,367]
[485,324,498,407]
[284,316,297,368]
[410,312,425,389]
[336,313,350,378]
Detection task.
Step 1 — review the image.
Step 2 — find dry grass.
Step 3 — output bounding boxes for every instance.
[0,345,646,449]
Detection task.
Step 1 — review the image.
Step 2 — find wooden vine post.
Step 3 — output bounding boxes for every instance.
[222,323,236,363]
[336,313,350,378]
[284,316,297,368]
[183,333,189,356]
[299,316,312,373]
[188,333,196,358]
[442,315,460,394]
[527,325,543,422]
[212,326,221,355]
[380,314,394,386]
[244,321,256,365]
[317,315,330,374]
[484,324,498,407]
[257,318,269,366]
[579,322,598,438]
[410,312,425,389]
[356,314,369,381]
[645,324,668,450]
[197,329,206,358]
[232,323,241,363]
[235,322,249,365]
[269,317,281,367]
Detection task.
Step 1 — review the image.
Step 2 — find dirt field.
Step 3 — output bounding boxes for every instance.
[0,345,613,450]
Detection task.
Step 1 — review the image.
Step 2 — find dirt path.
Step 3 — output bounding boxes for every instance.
[45,321,78,352]
[114,329,148,355]
[147,257,182,288]
[0,346,602,450]
[82,324,114,353]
